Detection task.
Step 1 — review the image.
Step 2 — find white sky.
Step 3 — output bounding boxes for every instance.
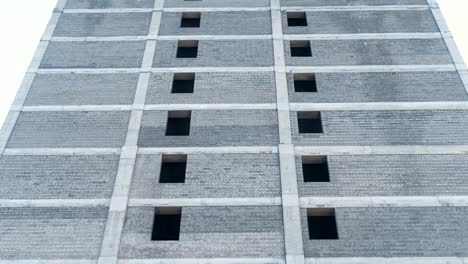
[0,0,467,128]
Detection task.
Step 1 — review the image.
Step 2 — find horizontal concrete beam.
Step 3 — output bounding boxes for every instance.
[290,102,468,111]
[51,36,147,42]
[119,259,284,264]
[21,105,132,112]
[299,196,468,208]
[61,5,430,13]
[128,197,282,207]
[151,67,275,73]
[19,101,468,113]
[3,148,121,155]
[0,199,110,208]
[63,8,153,13]
[50,33,441,42]
[36,68,141,74]
[36,67,274,74]
[283,33,441,40]
[145,103,276,110]
[162,7,271,12]
[138,146,278,154]
[288,65,456,73]
[305,257,467,264]
[295,145,468,155]
[0,260,97,264]
[281,5,429,12]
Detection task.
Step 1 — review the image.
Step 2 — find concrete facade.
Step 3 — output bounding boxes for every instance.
[1,0,468,263]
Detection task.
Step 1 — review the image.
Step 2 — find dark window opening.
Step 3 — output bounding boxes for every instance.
[290,40,312,57]
[181,12,201,28]
[177,40,198,58]
[302,156,330,182]
[298,111,323,134]
[307,208,339,240]
[294,73,317,92]
[287,12,308,27]
[166,111,191,136]
[151,207,182,241]
[160,155,187,183]
[172,73,195,93]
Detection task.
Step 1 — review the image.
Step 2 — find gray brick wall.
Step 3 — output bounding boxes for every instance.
[297,155,468,197]
[131,153,281,199]
[288,71,468,103]
[0,155,119,199]
[120,206,284,258]
[153,40,274,67]
[138,110,279,147]
[146,72,276,104]
[159,12,272,36]
[281,0,427,6]
[291,110,468,146]
[41,41,146,69]
[54,13,152,37]
[65,0,155,9]
[0,207,108,259]
[164,0,270,8]
[24,73,139,106]
[301,207,468,257]
[282,10,438,34]
[284,39,452,66]
[7,111,130,148]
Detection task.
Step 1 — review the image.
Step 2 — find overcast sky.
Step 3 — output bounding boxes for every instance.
[0,0,467,128]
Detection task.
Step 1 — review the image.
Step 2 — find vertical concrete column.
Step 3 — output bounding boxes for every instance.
[427,0,468,92]
[270,0,305,263]
[97,1,163,264]
[0,0,67,154]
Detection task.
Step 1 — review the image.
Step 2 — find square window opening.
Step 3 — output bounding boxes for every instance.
[298,111,323,134]
[307,208,339,240]
[181,12,201,28]
[177,40,198,58]
[151,207,182,241]
[166,111,191,136]
[287,12,308,27]
[160,154,187,183]
[302,156,330,182]
[294,73,317,92]
[290,40,312,57]
[172,73,195,93]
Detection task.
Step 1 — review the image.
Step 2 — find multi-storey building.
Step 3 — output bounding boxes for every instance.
[0,0,467,263]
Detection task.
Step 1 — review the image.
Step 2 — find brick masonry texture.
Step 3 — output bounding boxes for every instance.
[159,12,272,36]
[7,111,130,148]
[54,13,152,37]
[165,0,270,8]
[40,41,146,69]
[0,207,108,259]
[64,0,155,9]
[130,153,281,199]
[287,71,468,103]
[297,154,468,196]
[146,72,276,104]
[282,10,438,34]
[25,73,139,106]
[0,155,119,199]
[119,206,284,259]
[284,39,452,66]
[281,0,427,6]
[138,110,279,147]
[153,40,274,67]
[291,110,468,146]
[302,207,468,257]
